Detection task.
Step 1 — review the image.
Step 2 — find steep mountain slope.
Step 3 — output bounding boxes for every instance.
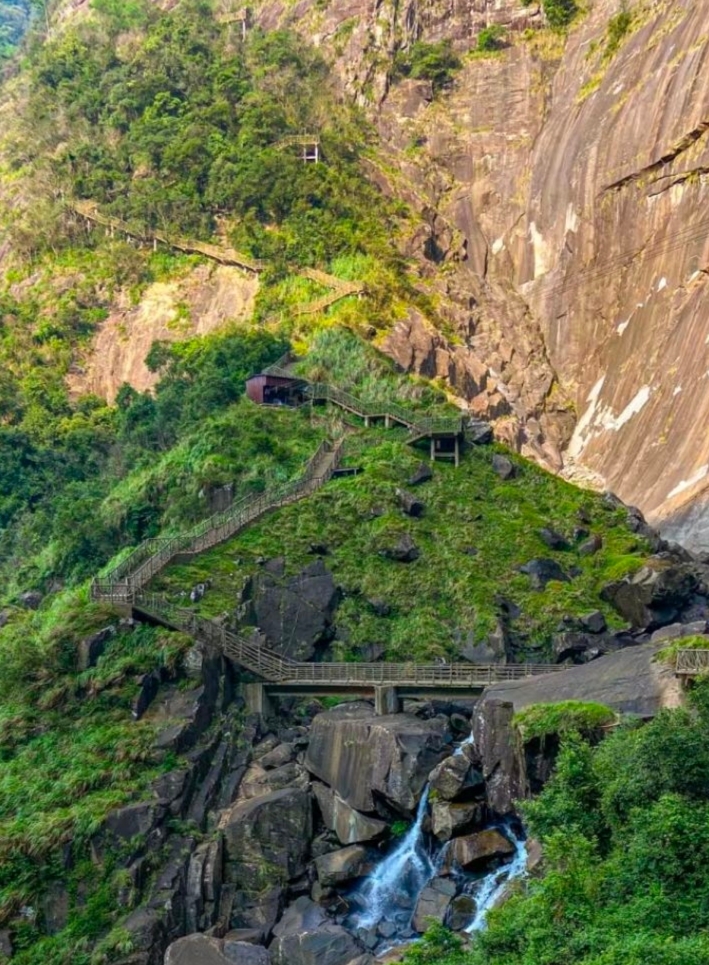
[244,0,709,547]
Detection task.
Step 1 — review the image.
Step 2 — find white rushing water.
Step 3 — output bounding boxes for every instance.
[349,729,529,947]
[465,823,528,933]
[353,786,434,931]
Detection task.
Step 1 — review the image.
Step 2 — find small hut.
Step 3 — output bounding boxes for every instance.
[245,373,307,407]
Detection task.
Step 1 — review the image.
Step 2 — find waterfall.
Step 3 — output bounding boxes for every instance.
[465,823,528,933]
[351,786,433,932]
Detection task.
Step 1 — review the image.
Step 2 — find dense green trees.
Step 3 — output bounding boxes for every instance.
[405,682,709,965]
[28,5,394,268]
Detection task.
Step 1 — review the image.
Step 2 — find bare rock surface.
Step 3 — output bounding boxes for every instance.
[312,783,388,844]
[305,705,451,813]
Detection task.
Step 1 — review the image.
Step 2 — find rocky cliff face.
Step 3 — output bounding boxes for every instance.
[251,0,709,548]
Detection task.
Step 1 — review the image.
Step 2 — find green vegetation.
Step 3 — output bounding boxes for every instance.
[655,633,709,666]
[150,329,649,659]
[513,700,616,740]
[0,589,196,960]
[476,25,506,54]
[522,0,578,30]
[392,41,462,92]
[0,0,32,62]
[605,4,633,58]
[403,681,709,965]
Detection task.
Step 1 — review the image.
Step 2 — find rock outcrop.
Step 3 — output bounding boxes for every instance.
[304,704,451,814]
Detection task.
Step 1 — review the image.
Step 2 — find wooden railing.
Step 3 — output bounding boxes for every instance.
[676,649,709,675]
[307,382,464,438]
[91,438,344,603]
[119,591,562,687]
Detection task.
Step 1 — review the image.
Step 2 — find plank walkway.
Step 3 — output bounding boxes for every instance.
[675,648,709,676]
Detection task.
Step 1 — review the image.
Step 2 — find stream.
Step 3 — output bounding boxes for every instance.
[346,734,529,953]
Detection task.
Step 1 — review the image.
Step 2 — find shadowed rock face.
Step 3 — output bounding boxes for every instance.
[253,0,709,547]
[304,704,451,814]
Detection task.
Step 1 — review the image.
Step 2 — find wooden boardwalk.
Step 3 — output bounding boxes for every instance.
[675,649,709,677]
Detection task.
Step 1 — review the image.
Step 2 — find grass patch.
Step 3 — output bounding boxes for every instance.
[654,634,709,666]
[513,700,616,740]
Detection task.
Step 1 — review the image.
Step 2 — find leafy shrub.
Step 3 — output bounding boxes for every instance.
[476,25,506,52]
[393,41,461,91]
[523,0,578,30]
[605,5,633,57]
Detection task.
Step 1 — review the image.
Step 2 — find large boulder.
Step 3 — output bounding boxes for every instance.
[312,783,387,844]
[314,845,373,888]
[601,562,700,628]
[165,934,271,964]
[269,897,364,965]
[430,800,486,842]
[220,787,313,891]
[381,535,420,563]
[428,749,483,801]
[305,705,451,814]
[411,878,457,932]
[249,559,340,660]
[519,559,569,589]
[443,829,515,872]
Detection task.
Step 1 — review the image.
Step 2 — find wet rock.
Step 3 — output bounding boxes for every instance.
[580,611,607,634]
[601,562,699,628]
[579,534,603,556]
[397,489,425,517]
[78,626,116,670]
[428,750,483,801]
[431,800,486,842]
[447,894,476,931]
[492,454,516,480]
[381,535,420,563]
[444,829,515,872]
[305,705,450,813]
[250,559,340,660]
[519,558,569,589]
[408,463,433,486]
[315,845,373,888]
[412,878,456,932]
[18,590,42,610]
[221,786,312,884]
[312,783,388,844]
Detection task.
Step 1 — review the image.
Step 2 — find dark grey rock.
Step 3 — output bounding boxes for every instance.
[269,897,364,965]
[408,463,433,486]
[132,669,163,720]
[412,879,455,932]
[466,419,493,445]
[314,845,373,887]
[381,534,420,563]
[447,894,476,931]
[601,563,699,628]
[18,590,42,610]
[258,744,295,770]
[368,599,391,617]
[312,783,388,844]
[428,749,483,801]
[519,559,569,589]
[250,559,340,661]
[78,626,116,670]
[538,528,570,550]
[308,543,330,556]
[431,799,486,842]
[397,488,425,517]
[579,534,603,556]
[580,610,607,634]
[492,454,516,480]
[443,829,515,872]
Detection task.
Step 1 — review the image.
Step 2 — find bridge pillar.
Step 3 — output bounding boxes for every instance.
[374,686,400,716]
[242,682,274,718]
